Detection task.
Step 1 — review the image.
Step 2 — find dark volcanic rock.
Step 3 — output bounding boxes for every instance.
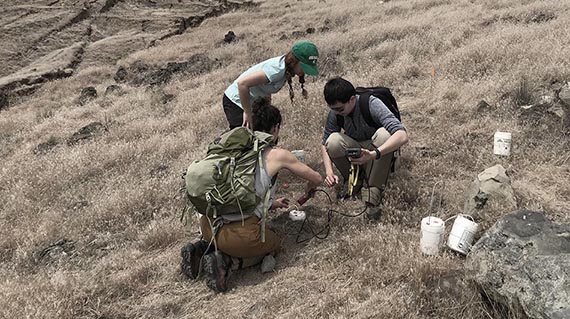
[67,122,106,145]
[34,138,59,155]
[291,30,306,38]
[79,86,97,105]
[466,210,570,319]
[105,84,122,96]
[0,92,8,110]
[114,66,128,83]
[224,30,236,43]
[118,54,215,87]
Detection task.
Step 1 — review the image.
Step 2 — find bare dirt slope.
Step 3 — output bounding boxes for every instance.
[0,0,569,318]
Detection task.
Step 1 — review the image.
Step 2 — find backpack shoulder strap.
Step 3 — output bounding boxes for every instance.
[357,93,379,128]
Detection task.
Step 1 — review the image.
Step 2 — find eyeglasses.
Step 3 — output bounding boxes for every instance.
[328,102,346,113]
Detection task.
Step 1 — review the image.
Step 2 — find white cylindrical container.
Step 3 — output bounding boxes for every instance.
[420,216,445,255]
[493,131,512,156]
[447,215,479,255]
[291,150,306,163]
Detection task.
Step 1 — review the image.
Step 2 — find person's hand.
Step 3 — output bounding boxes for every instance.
[272,197,290,209]
[242,112,253,129]
[349,149,375,165]
[324,173,339,187]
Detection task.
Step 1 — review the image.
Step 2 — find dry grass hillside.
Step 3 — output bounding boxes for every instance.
[1,0,569,318]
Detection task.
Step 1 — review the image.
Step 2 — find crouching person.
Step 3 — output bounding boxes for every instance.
[320,77,409,220]
[181,99,323,293]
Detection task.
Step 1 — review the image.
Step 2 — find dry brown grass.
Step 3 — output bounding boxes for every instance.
[1,0,569,318]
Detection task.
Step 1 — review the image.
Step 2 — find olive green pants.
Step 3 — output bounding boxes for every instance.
[325,128,394,205]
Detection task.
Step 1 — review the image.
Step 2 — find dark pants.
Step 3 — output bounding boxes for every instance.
[222,94,243,130]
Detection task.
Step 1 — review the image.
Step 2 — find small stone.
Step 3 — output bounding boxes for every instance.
[34,138,59,155]
[476,100,491,112]
[67,122,106,145]
[261,254,276,273]
[306,27,315,34]
[223,30,236,43]
[114,66,128,83]
[79,87,97,105]
[105,85,122,96]
[291,30,306,38]
[160,93,175,104]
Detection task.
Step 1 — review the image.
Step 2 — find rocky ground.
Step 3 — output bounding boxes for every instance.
[0,0,252,100]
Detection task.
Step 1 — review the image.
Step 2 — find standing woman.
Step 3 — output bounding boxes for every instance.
[222,41,319,129]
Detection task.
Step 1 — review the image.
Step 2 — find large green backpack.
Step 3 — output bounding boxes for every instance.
[185,127,275,225]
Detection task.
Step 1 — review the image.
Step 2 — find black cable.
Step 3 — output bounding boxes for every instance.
[293,146,396,242]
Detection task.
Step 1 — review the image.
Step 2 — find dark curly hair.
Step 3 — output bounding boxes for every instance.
[252,98,282,133]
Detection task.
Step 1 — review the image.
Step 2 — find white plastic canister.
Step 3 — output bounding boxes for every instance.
[420,216,445,255]
[493,131,512,156]
[446,215,479,255]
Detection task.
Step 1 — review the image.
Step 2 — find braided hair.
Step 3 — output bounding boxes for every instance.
[284,52,308,104]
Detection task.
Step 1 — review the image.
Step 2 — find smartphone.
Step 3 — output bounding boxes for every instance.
[345,147,362,158]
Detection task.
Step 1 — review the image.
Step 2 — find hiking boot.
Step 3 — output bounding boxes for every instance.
[365,203,382,221]
[202,251,232,293]
[180,240,210,280]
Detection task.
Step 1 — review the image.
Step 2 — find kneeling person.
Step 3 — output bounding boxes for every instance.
[181,99,323,293]
[320,77,409,220]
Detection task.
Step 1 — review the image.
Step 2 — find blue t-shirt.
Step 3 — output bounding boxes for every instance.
[224,56,287,108]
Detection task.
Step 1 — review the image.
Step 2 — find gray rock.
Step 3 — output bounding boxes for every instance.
[105,85,122,96]
[79,86,97,105]
[67,122,106,145]
[114,66,128,83]
[466,210,570,319]
[0,92,8,110]
[260,254,276,273]
[464,165,516,217]
[476,100,491,112]
[34,138,59,155]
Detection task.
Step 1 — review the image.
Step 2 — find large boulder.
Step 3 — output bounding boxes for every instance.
[466,210,570,319]
[464,164,516,218]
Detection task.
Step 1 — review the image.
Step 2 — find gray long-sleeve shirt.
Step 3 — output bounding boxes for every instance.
[322,95,406,145]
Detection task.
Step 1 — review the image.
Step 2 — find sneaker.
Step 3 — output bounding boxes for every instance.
[180,240,209,280]
[365,203,382,221]
[202,251,232,293]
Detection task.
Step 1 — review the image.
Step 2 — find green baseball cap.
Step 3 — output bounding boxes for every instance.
[291,41,319,76]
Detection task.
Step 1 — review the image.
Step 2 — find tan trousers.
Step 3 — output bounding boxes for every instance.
[325,128,394,193]
[200,215,281,268]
